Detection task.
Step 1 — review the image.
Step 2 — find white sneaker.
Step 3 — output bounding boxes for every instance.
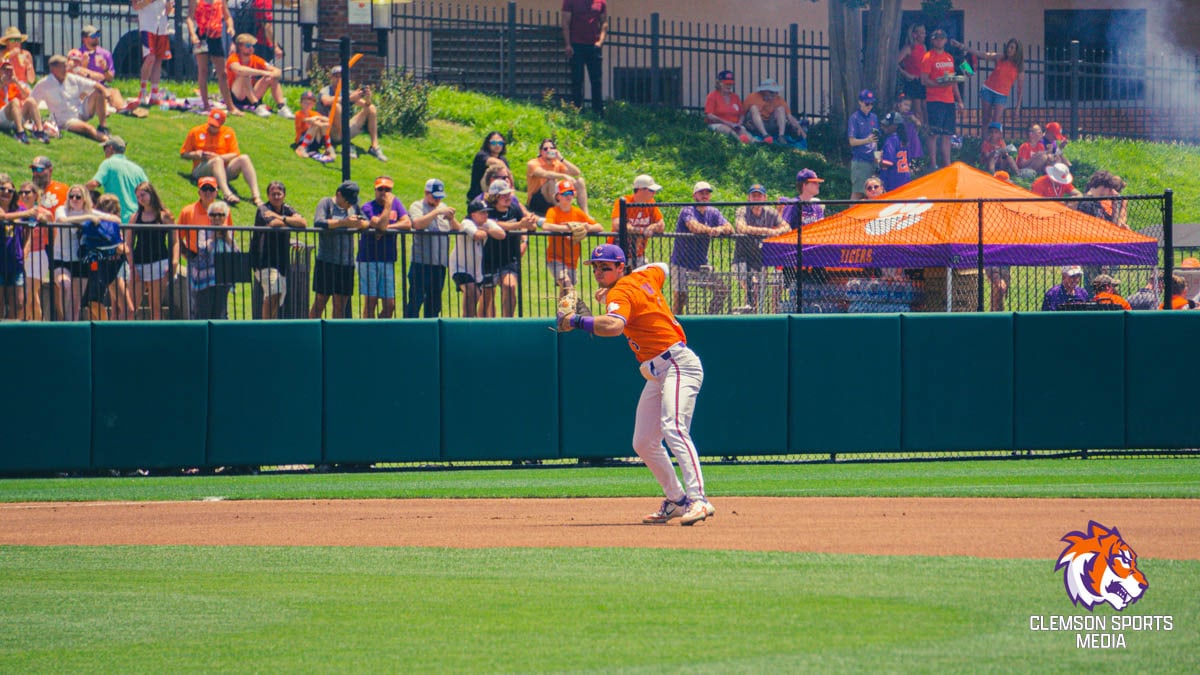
[680,498,714,526]
[253,103,271,118]
[277,104,295,120]
[642,497,688,524]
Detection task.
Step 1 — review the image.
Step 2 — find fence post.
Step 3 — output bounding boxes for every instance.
[618,198,629,257]
[506,1,517,98]
[1068,40,1080,140]
[976,200,985,312]
[650,13,661,105]
[788,23,799,112]
[794,219,802,314]
[1163,189,1175,309]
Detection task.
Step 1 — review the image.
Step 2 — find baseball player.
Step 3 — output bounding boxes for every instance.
[558,244,713,526]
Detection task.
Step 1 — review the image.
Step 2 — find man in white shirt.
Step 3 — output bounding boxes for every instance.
[30,54,109,142]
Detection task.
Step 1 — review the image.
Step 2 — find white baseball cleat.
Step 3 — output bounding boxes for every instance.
[643,497,688,524]
[680,498,714,526]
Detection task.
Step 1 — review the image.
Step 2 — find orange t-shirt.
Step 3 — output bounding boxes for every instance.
[177,200,232,254]
[526,156,568,198]
[544,204,596,266]
[1162,295,1194,310]
[180,124,240,168]
[609,195,663,259]
[604,264,687,362]
[920,49,957,104]
[1030,175,1073,198]
[704,89,743,125]
[742,91,789,119]
[226,52,268,85]
[983,59,1019,96]
[294,108,324,143]
[1017,141,1045,164]
[1093,291,1131,310]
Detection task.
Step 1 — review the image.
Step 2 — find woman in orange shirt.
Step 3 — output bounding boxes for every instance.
[968,38,1023,128]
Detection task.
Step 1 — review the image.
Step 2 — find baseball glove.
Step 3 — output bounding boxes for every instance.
[569,222,589,244]
[557,286,578,319]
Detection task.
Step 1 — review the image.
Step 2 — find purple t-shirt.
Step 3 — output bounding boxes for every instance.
[780,198,825,231]
[848,109,878,162]
[879,134,911,191]
[357,196,407,263]
[1,221,24,275]
[79,46,115,78]
[1041,284,1090,311]
[671,205,728,268]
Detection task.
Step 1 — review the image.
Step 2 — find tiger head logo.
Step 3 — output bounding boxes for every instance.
[1055,521,1148,611]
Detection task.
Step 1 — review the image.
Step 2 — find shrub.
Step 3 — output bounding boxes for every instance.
[375,69,430,137]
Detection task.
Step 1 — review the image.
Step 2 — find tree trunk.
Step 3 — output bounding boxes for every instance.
[827,0,862,123]
[863,0,905,112]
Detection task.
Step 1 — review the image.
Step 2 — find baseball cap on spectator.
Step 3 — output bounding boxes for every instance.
[198,176,218,189]
[717,70,734,82]
[584,243,626,265]
[1045,162,1073,185]
[1061,265,1083,277]
[300,90,316,101]
[208,109,227,127]
[102,136,126,152]
[796,168,824,183]
[1181,257,1200,269]
[1045,122,1066,141]
[1092,274,1119,288]
[47,54,67,67]
[374,176,394,190]
[632,174,661,192]
[692,181,714,194]
[880,111,899,127]
[748,183,767,195]
[467,198,489,215]
[755,77,782,93]
[487,179,515,197]
[993,170,1011,182]
[330,65,342,77]
[858,89,876,103]
[423,178,445,198]
[337,180,360,205]
[81,25,100,38]
[31,156,52,170]
[930,29,947,39]
[235,33,257,46]
[556,179,575,196]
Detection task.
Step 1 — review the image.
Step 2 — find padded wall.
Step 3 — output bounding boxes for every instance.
[558,330,635,458]
[1125,312,1200,448]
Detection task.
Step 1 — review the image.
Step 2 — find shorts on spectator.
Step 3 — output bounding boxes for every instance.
[850,160,876,194]
[140,31,172,60]
[979,86,1008,107]
[357,261,395,298]
[902,78,926,101]
[927,101,956,136]
[117,260,130,282]
[480,262,519,288]
[0,267,25,287]
[135,259,169,282]
[198,36,226,57]
[313,260,355,297]
[293,137,326,154]
[24,250,49,281]
[233,94,256,109]
[707,122,735,133]
[546,260,577,286]
[452,272,479,290]
[255,267,287,298]
[526,190,553,217]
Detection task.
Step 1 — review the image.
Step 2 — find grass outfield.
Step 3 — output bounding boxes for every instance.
[1,546,1196,672]
[1,458,1197,502]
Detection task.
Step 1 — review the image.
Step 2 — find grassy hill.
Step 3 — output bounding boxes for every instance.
[1,82,1196,225]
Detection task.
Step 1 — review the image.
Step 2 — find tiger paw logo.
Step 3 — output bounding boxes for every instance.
[863,200,932,236]
[1055,521,1147,611]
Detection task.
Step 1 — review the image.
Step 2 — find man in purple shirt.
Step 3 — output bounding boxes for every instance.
[848,88,879,199]
[69,25,130,112]
[671,181,732,314]
[358,175,412,318]
[1041,265,1091,311]
[561,0,608,115]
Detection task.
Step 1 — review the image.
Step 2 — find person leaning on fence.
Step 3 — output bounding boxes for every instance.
[733,183,788,312]
[742,77,806,146]
[317,65,387,162]
[481,179,538,318]
[133,0,174,106]
[31,54,110,143]
[1091,274,1131,310]
[1,61,48,144]
[250,180,306,319]
[450,198,504,318]
[848,89,880,199]
[50,185,98,321]
[292,90,335,164]
[610,174,665,268]
[190,199,238,320]
[180,108,263,206]
[1042,265,1090,311]
[405,179,460,319]
[0,173,30,319]
[670,181,732,316]
[127,181,178,321]
[78,194,126,321]
[561,0,607,115]
[356,176,411,319]
[226,33,293,119]
[310,180,367,319]
[543,179,603,314]
[17,181,52,320]
[704,70,751,143]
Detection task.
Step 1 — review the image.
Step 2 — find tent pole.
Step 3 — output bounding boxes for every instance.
[945,267,952,311]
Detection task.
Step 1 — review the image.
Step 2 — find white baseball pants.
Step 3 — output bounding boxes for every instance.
[631,343,706,502]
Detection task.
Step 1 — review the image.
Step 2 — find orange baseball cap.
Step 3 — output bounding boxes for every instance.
[556,179,575,196]
[374,176,394,189]
[208,109,226,127]
[1045,122,1066,141]
[198,176,218,189]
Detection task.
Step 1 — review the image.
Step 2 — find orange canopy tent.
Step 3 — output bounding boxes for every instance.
[762,162,1157,268]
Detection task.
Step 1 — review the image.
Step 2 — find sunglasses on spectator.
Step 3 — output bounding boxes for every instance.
[0,187,15,193]
[68,193,84,199]
[558,191,575,197]
[19,189,35,194]
[866,184,883,191]
[31,167,47,173]
[489,140,505,146]
[199,186,217,192]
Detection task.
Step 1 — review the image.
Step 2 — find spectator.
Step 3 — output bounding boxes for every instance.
[1041,265,1089,311]
[17,181,51,320]
[878,111,912,191]
[2,61,47,144]
[178,177,229,317]
[133,0,174,106]
[481,163,516,198]
[1072,170,1128,229]
[78,193,125,320]
[704,70,750,143]
[180,108,263,206]
[743,77,806,146]
[1091,274,1131,310]
[406,178,460,319]
[978,122,1017,175]
[187,0,238,115]
[127,181,178,321]
[848,89,879,199]
[993,170,1012,183]
[781,168,826,230]
[1031,162,1079,200]
[30,54,110,142]
[968,38,1023,128]
[190,199,237,320]
[468,131,509,205]
[86,136,150,224]
[226,33,292,118]
[450,198,503,318]
[0,174,30,319]
[1041,122,1069,163]
[69,25,132,113]
[0,27,34,84]
[481,179,538,318]
[357,176,412,319]
[1126,275,1160,311]
[542,179,602,312]
[733,183,788,311]
[292,90,334,163]
[897,23,927,131]
[1161,273,1194,310]
[250,180,306,319]
[50,184,96,321]
[561,0,607,115]
[309,180,367,319]
[863,177,886,198]
[919,28,961,170]
[1016,124,1049,178]
[894,94,925,173]
[670,181,732,315]
[317,65,387,161]
[525,137,588,216]
[610,174,665,268]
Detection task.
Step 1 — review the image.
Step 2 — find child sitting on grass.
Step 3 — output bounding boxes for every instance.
[291,90,335,164]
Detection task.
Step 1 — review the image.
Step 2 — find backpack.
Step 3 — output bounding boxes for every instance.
[78,219,122,263]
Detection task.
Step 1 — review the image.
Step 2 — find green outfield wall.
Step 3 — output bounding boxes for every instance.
[0,312,1196,472]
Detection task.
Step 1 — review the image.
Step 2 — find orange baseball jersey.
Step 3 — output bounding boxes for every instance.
[609,195,662,258]
[604,264,687,362]
[544,204,595,266]
[180,123,240,168]
[226,52,268,86]
[1093,291,1131,310]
